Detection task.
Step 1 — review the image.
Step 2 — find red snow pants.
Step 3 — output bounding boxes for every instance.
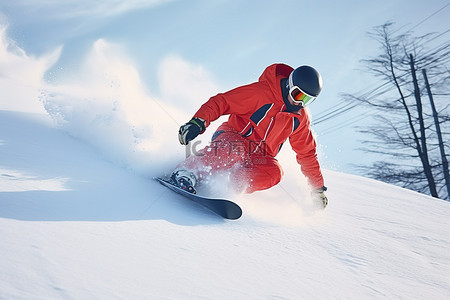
[176,123,283,193]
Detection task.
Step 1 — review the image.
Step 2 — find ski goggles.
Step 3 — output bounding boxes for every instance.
[288,86,316,107]
[288,74,316,107]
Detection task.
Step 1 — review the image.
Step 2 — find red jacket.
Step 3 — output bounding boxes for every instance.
[193,63,324,189]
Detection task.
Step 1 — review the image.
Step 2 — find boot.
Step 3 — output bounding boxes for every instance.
[171,170,197,194]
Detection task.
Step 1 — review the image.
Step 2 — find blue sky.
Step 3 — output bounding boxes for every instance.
[1,0,449,174]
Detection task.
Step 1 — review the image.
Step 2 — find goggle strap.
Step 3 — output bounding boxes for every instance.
[288,72,294,91]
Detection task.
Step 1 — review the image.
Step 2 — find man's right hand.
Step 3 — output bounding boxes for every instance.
[178,118,206,145]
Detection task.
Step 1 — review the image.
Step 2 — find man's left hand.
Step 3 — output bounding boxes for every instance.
[313,186,328,209]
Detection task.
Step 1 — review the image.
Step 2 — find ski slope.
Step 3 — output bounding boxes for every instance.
[1,110,450,299]
[1,25,450,299]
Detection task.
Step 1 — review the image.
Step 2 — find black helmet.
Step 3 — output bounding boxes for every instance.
[287,65,322,107]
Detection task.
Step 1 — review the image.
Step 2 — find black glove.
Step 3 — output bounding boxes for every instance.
[178,118,206,145]
[313,186,328,209]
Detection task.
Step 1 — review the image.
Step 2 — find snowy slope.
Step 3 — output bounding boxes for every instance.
[1,110,450,300]
[1,28,450,299]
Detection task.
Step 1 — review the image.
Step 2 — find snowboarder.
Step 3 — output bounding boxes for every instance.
[171,63,328,208]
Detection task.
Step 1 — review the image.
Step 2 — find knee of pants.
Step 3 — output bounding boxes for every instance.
[235,157,283,193]
[253,161,283,191]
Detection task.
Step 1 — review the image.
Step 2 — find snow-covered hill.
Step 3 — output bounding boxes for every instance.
[1,109,449,299]
[1,25,449,298]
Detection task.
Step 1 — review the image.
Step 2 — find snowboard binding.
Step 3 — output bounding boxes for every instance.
[170,170,197,194]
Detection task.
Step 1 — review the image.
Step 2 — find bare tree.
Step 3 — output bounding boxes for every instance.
[347,22,450,200]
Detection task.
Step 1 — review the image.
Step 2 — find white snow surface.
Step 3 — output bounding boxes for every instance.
[1,32,450,299]
[1,112,450,300]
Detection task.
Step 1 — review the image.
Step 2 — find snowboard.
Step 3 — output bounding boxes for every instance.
[155,177,242,220]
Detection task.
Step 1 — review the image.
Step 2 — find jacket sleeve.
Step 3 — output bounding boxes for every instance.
[289,114,324,189]
[193,82,266,127]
